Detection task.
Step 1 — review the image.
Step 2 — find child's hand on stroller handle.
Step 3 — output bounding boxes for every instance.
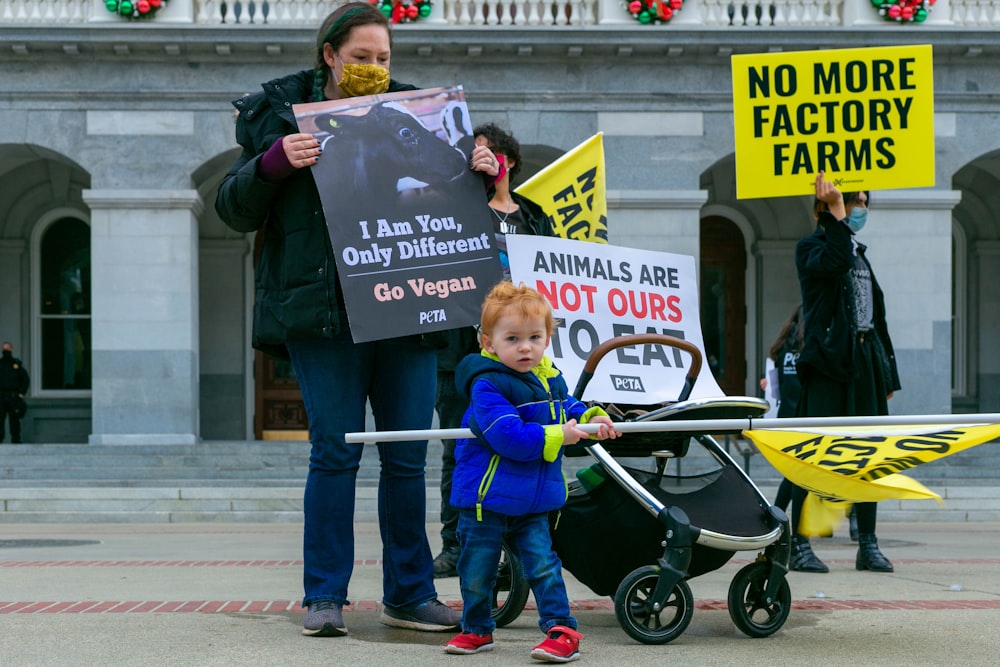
[587,415,620,441]
[562,416,620,445]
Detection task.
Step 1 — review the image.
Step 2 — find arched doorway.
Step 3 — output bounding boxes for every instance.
[700,216,746,396]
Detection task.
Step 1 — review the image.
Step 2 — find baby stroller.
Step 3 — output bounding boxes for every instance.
[489,333,792,644]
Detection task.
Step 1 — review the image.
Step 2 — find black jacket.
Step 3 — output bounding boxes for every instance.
[509,191,555,237]
[0,352,29,395]
[794,211,900,391]
[214,70,416,356]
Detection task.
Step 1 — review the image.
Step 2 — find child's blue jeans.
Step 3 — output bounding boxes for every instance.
[456,507,577,635]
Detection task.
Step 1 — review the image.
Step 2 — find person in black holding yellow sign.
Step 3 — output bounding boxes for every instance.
[793,172,901,573]
[0,341,29,444]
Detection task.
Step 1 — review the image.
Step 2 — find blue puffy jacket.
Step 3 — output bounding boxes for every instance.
[450,351,607,518]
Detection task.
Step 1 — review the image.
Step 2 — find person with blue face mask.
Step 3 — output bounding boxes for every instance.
[787,172,901,574]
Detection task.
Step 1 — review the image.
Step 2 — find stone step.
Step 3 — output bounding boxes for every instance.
[3,484,1000,524]
[3,438,1000,523]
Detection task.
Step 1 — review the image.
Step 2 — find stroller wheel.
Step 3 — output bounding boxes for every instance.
[727,561,791,638]
[490,540,530,628]
[614,566,693,645]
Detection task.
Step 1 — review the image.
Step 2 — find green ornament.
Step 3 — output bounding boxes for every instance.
[106,0,118,11]
[380,2,392,16]
[638,9,651,22]
[120,0,133,13]
[419,3,432,17]
[915,7,927,20]
[870,0,881,6]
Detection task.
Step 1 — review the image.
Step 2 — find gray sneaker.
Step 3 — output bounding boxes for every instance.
[380,599,460,631]
[301,599,347,637]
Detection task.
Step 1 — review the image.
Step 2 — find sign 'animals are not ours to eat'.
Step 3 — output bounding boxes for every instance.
[731,44,935,199]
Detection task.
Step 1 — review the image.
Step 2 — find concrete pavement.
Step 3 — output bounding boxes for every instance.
[2,520,1000,666]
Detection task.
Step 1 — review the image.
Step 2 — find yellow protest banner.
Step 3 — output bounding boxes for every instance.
[731,44,935,199]
[745,423,1000,535]
[515,133,608,243]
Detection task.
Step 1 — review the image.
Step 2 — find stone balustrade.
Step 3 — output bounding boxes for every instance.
[0,0,978,27]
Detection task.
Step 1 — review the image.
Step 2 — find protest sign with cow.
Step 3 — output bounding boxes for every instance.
[507,234,723,403]
[731,44,935,199]
[293,86,501,343]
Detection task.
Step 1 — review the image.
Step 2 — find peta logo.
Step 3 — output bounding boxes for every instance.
[611,375,645,392]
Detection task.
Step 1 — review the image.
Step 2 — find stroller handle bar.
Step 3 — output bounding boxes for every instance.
[573,333,702,402]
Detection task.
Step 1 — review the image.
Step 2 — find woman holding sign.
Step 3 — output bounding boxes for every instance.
[215,2,501,638]
[792,172,901,574]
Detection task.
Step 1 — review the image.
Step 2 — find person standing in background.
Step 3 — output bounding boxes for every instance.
[0,341,30,444]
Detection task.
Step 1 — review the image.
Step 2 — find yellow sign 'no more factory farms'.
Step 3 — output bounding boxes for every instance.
[731,45,935,199]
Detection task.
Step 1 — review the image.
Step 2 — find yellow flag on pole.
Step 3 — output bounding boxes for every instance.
[744,423,1000,536]
[515,133,608,243]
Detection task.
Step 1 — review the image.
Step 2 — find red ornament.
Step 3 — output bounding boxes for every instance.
[629,0,642,12]
[670,0,682,9]
[656,1,673,20]
[137,0,150,12]
[391,3,404,22]
[407,3,419,18]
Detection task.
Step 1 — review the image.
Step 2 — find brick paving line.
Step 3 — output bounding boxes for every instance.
[3,598,1000,614]
[5,557,999,614]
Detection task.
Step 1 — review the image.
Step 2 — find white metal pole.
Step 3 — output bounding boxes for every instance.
[343,412,1000,443]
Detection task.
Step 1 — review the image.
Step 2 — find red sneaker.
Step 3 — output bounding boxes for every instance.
[531,625,583,663]
[445,631,495,655]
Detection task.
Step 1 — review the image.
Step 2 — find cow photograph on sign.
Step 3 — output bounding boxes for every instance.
[294,86,502,343]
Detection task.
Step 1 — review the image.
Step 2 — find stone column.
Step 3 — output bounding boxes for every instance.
[863,188,960,417]
[606,189,707,263]
[0,240,27,349]
[82,189,203,445]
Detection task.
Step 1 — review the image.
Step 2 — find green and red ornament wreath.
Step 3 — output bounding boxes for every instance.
[873,0,934,22]
[105,0,167,19]
[624,0,683,24]
[371,0,433,23]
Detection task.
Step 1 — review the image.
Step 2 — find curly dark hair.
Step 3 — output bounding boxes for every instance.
[473,123,523,181]
[312,2,391,102]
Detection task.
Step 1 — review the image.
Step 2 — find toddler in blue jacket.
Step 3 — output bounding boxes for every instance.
[444,282,619,662]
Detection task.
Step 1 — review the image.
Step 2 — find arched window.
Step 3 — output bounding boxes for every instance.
[37,217,91,391]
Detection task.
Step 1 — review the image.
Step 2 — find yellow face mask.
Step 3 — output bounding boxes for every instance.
[336,61,390,98]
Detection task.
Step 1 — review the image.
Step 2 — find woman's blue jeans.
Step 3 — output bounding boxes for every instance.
[457,508,576,635]
[287,333,437,609]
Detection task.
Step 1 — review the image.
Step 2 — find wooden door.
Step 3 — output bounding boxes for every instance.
[699,216,747,397]
[251,231,309,440]
[254,351,309,440]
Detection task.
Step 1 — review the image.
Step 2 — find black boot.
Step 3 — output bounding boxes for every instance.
[790,535,829,573]
[433,544,460,578]
[848,505,859,542]
[856,533,893,572]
